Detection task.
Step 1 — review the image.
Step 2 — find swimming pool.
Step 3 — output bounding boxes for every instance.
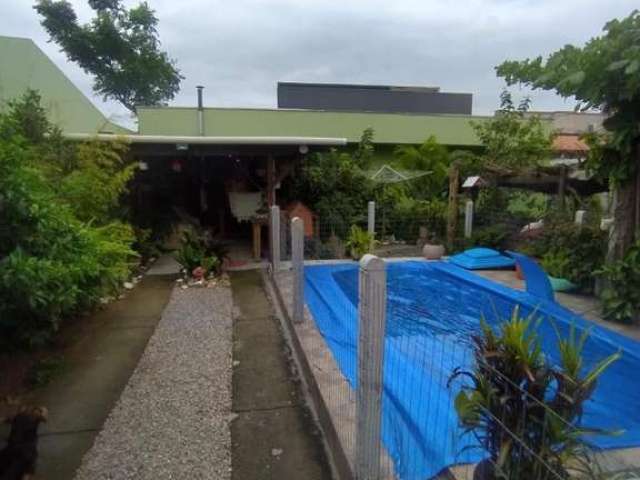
[304,261,640,480]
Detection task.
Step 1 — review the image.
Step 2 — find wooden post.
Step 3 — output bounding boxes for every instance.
[270,205,280,272]
[266,154,276,207]
[356,254,386,480]
[291,217,304,324]
[446,164,460,250]
[464,200,474,238]
[252,222,261,260]
[367,201,376,236]
[558,165,567,210]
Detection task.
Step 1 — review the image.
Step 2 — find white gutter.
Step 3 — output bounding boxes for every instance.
[64,133,348,146]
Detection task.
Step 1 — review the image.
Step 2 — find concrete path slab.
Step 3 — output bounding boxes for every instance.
[229,270,331,480]
[7,273,176,480]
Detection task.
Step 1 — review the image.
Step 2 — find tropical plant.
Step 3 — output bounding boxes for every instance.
[451,309,621,480]
[35,0,182,113]
[596,239,640,324]
[174,229,219,277]
[497,10,640,261]
[345,225,377,260]
[394,135,450,197]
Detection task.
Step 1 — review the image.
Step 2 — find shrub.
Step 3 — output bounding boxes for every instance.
[597,240,640,324]
[451,309,620,480]
[466,224,510,251]
[174,229,219,277]
[0,91,136,349]
[345,225,376,260]
[519,222,606,291]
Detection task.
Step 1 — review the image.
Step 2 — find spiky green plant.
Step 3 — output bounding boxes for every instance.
[451,308,621,480]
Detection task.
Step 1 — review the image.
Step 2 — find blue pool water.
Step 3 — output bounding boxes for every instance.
[304,261,640,480]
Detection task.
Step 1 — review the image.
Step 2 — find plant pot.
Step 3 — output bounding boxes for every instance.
[515,263,524,280]
[473,459,495,480]
[422,243,445,260]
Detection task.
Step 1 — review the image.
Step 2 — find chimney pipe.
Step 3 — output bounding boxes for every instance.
[196,85,204,136]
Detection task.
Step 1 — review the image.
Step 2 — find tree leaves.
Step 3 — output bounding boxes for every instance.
[35,0,182,112]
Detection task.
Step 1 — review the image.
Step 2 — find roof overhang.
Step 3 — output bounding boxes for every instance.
[64,133,348,146]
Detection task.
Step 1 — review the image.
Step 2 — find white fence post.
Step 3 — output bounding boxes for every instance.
[270,205,280,271]
[575,209,586,229]
[356,254,386,480]
[291,217,304,324]
[367,201,376,236]
[464,200,474,239]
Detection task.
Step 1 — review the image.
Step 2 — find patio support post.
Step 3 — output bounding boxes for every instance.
[356,254,386,480]
[291,217,304,324]
[267,155,276,207]
[270,205,281,272]
[367,201,376,236]
[464,200,474,238]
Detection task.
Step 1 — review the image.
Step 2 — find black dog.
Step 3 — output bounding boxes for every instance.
[0,406,48,480]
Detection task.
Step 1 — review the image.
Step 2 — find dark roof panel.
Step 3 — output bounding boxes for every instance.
[277,82,472,115]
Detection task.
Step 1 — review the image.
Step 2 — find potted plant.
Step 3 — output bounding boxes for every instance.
[422,233,445,260]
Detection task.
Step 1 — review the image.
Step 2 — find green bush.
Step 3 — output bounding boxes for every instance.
[466,224,510,251]
[519,222,606,291]
[597,240,640,324]
[0,91,136,349]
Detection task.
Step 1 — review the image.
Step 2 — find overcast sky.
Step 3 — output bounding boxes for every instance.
[1,0,637,127]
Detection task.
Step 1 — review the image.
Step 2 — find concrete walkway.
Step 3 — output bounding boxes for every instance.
[19,269,176,479]
[229,270,332,480]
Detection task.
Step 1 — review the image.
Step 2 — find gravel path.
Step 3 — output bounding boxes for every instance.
[74,283,233,480]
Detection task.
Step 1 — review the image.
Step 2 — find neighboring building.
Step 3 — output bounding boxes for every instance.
[277,82,473,115]
[0,35,129,134]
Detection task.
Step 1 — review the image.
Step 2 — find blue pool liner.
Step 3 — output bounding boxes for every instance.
[304,261,640,480]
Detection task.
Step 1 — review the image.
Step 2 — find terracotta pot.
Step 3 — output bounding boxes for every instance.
[422,243,445,260]
[515,263,524,280]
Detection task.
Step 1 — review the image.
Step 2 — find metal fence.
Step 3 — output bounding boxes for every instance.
[270,211,638,480]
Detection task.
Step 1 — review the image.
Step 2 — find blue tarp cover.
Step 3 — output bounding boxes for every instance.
[304,261,640,480]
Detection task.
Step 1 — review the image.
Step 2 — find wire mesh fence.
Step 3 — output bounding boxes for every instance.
[276,240,639,480]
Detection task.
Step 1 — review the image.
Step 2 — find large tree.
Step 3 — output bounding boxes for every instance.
[35,0,183,113]
[496,10,640,260]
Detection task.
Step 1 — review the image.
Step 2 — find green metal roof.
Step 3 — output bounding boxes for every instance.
[0,36,130,135]
[137,106,489,147]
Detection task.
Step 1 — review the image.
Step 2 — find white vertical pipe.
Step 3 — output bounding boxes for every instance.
[367,201,376,236]
[464,200,474,239]
[356,254,386,480]
[270,205,280,271]
[291,217,304,324]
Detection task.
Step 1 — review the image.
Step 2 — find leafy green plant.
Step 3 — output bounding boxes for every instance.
[497,11,640,262]
[174,229,219,277]
[345,225,377,260]
[471,91,553,171]
[466,224,510,251]
[0,91,136,349]
[451,309,620,480]
[520,223,606,291]
[35,0,182,113]
[597,240,640,324]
